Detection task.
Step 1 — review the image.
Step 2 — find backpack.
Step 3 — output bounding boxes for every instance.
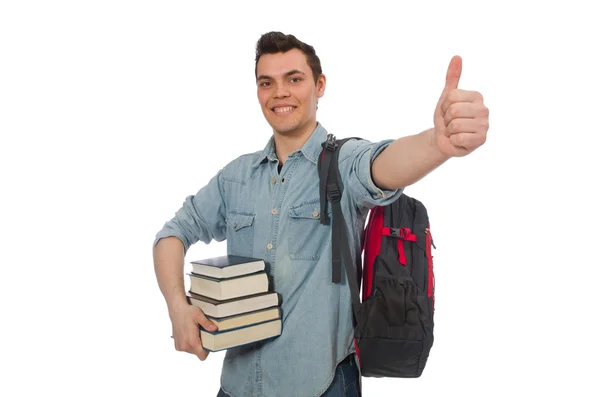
[318,134,436,378]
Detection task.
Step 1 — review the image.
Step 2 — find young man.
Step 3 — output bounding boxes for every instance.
[153,32,489,397]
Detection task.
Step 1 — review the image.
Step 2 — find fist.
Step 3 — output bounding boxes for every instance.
[170,302,218,361]
[433,55,489,157]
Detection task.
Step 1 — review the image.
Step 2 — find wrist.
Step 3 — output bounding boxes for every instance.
[167,294,189,315]
[423,127,450,161]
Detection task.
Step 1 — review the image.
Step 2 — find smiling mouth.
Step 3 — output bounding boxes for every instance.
[272,106,296,115]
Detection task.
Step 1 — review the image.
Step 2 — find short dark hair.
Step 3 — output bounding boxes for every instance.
[255,31,322,85]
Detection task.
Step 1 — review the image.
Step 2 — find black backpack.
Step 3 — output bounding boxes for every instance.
[318,134,436,378]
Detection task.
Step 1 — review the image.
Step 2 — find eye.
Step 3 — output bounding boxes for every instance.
[290,77,302,83]
[259,81,271,87]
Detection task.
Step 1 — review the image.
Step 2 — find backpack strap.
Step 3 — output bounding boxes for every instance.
[319,134,363,326]
[318,134,337,226]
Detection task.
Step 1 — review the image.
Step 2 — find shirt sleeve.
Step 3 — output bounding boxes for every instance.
[338,138,404,210]
[153,169,227,254]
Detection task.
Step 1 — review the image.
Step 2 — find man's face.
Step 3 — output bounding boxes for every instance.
[256,49,325,136]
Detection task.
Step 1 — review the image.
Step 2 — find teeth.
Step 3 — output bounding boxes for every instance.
[274,106,294,113]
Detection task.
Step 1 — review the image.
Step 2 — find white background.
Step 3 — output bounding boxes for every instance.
[1,1,599,396]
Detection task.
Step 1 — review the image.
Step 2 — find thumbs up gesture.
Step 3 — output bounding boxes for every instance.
[433,56,489,157]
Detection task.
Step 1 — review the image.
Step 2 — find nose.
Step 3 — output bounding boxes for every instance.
[274,83,290,99]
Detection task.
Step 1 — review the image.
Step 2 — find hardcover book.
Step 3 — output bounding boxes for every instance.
[201,318,282,352]
[206,307,281,331]
[186,291,279,318]
[188,271,269,301]
[191,255,265,279]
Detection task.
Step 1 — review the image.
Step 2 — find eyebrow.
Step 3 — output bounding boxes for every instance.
[257,69,306,81]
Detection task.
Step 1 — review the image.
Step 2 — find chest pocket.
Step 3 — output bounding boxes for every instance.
[226,211,256,257]
[288,200,331,261]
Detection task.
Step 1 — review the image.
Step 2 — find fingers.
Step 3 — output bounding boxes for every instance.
[172,306,218,361]
[444,118,488,137]
[449,131,487,151]
[440,89,484,114]
[191,338,210,361]
[175,329,209,360]
[173,322,210,361]
[436,56,489,155]
[443,102,489,126]
[191,309,217,361]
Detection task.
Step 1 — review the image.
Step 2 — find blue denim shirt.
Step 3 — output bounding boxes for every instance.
[154,123,403,397]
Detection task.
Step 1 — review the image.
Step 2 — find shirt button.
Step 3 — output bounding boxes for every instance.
[271,177,277,183]
[267,243,273,250]
[271,208,278,215]
[312,210,319,217]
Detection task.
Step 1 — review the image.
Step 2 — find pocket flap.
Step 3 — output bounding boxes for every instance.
[289,201,329,220]
[228,212,255,231]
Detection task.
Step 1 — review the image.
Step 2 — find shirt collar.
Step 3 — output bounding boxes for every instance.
[251,135,278,168]
[251,122,328,168]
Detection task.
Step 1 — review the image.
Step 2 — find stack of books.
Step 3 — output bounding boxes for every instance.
[186,255,282,352]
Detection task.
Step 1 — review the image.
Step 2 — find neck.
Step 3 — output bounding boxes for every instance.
[272,120,317,165]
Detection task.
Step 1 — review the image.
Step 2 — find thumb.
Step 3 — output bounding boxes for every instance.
[444,55,463,91]
[194,309,218,332]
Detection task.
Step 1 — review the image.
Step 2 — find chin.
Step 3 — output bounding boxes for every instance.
[269,119,301,135]
[274,125,300,135]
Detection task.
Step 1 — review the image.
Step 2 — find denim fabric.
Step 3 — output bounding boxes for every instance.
[320,354,361,397]
[217,355,360,397]
[154,123,403,397]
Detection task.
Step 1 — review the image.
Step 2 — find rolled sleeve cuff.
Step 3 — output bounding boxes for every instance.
[153,228,190,254]
[357,139,404,206]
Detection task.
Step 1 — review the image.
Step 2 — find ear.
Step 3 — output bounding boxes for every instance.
[316,74,326,98]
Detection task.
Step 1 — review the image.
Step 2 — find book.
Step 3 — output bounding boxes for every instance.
[206,307,281,331]
[182,255,282,352]
[187,291,279,318]
[201,318,282,352]
[189,271,269,301]
[191,255,265,279]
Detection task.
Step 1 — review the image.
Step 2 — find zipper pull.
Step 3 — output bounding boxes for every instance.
[425,228,437,249]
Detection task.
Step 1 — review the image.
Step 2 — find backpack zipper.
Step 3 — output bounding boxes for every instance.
[425,228,436,249]
[424,227,435,301]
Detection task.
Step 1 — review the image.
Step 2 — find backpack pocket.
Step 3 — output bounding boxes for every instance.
[360,274,423,340]
[355,261,431,377]
[357,338,424,378]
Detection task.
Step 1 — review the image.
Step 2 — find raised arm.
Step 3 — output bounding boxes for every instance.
[372,55,489,190]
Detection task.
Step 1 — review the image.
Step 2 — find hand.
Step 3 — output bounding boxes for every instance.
[433,55,489,157]
[169,302,218,361]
